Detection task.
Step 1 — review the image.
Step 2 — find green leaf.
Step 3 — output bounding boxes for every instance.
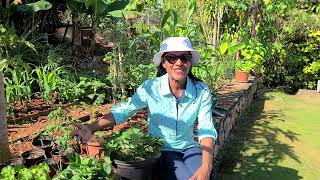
[108,10,139,18]
[87,94,96,99]
[188,0,196,21]
[84,0,130,18]
[17,0,52,13]
[219,42,229,55]
[161,9,178,32]
[228,44,245,55]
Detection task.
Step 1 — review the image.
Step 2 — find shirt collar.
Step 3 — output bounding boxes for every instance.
[160,73,196,99]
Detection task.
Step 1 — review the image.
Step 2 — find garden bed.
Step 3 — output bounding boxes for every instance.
[7,96,79,125]
[8,103,148,157]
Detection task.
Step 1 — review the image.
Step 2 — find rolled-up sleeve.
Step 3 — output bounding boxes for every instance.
[197,89,217,141]
[111,83,148,125]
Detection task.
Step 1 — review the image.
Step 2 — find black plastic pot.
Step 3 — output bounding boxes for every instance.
[32,136,54,157]
[21,149,46,167]
[113,154,160,180]
[0,157,25,171]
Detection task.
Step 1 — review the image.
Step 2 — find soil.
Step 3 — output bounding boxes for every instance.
[25,153,43,159]
[9,96,51,120]
[8,116,48,143]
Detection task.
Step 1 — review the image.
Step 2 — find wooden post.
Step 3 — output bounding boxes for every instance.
[0,72,11,161]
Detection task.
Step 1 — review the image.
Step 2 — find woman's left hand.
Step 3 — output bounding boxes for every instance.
[189,166,211,180]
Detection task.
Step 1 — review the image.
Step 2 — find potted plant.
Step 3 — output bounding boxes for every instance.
[234,60,256,83]
[32,135,54,157]
[21,149,46,167]
[53,154,113,179]
[102,127,163,180]
[51,128,74,165]
[80,131,103,158]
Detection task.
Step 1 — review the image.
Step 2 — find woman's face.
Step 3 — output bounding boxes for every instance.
[162,51,192,82]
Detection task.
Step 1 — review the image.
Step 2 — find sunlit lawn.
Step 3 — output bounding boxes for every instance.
[217,91,320,180]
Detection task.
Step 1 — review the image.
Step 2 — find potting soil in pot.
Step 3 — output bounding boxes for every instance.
[21,149,45,167]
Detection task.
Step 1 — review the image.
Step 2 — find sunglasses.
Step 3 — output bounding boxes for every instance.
[163,54,192,64]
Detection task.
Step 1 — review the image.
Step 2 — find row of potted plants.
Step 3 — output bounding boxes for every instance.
[1,127,163,179]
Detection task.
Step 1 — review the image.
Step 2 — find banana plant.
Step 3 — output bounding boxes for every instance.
[16,0,53,38]
[67,0,131,51]
[16,0,52,13]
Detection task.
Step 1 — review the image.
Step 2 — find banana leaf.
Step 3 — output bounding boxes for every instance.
[17,0,52,13]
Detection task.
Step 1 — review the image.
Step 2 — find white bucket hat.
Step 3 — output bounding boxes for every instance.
[153,37,200,66]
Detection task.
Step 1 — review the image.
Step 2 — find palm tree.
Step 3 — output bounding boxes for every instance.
[0,72,10,161]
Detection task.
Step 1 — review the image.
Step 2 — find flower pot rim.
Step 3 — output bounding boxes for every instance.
[32,138,54,148]
[21,149,45,159]
[235,70,250,73]
[86,142,101,146]
[113,153,161,165]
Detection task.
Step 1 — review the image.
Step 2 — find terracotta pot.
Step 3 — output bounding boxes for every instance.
[50,149,68,164]
[82,142,102,158]
[235,71,249,83]
[21,149,45,167]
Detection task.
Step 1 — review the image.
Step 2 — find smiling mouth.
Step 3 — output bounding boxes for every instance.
[173,69,186,74]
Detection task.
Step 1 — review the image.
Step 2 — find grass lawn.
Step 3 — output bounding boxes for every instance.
[217,91,320,180]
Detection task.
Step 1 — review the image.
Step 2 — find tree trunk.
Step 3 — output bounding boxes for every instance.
[212,4,218,49]
[0,72,10,161]
[90,17,97,55]
[250,0,259,38]
[72,11,81,47]
[118,45,126,98]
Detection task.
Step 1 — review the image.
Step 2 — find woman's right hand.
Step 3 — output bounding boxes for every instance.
[71,123,93,143]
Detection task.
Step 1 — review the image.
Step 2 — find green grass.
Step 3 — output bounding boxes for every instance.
[217,91,320,180]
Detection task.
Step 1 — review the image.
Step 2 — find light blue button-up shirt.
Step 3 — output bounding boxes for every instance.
[111,73,217,151]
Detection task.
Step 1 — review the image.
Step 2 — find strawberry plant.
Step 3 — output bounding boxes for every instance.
[103,127,163,161]
[53,154,112,180]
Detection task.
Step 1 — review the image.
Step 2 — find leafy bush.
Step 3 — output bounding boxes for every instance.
[192,44,235,90]
[53,154,112,180]
[0,162,50,180]
[54,127,74,155]
[0,24,36,59]
[262,7,320,92]
[235,60,256,73]
[72,75,112,105]
[103,127,163,161]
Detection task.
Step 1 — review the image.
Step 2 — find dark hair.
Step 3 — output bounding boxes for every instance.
[156,52,202,83]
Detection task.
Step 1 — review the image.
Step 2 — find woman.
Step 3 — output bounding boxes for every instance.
[72,37,217,180]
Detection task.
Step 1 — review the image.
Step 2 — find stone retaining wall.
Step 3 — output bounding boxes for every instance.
[212,77,258,159]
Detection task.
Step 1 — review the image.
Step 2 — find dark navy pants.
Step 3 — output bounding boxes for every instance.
[159,146,215,180]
